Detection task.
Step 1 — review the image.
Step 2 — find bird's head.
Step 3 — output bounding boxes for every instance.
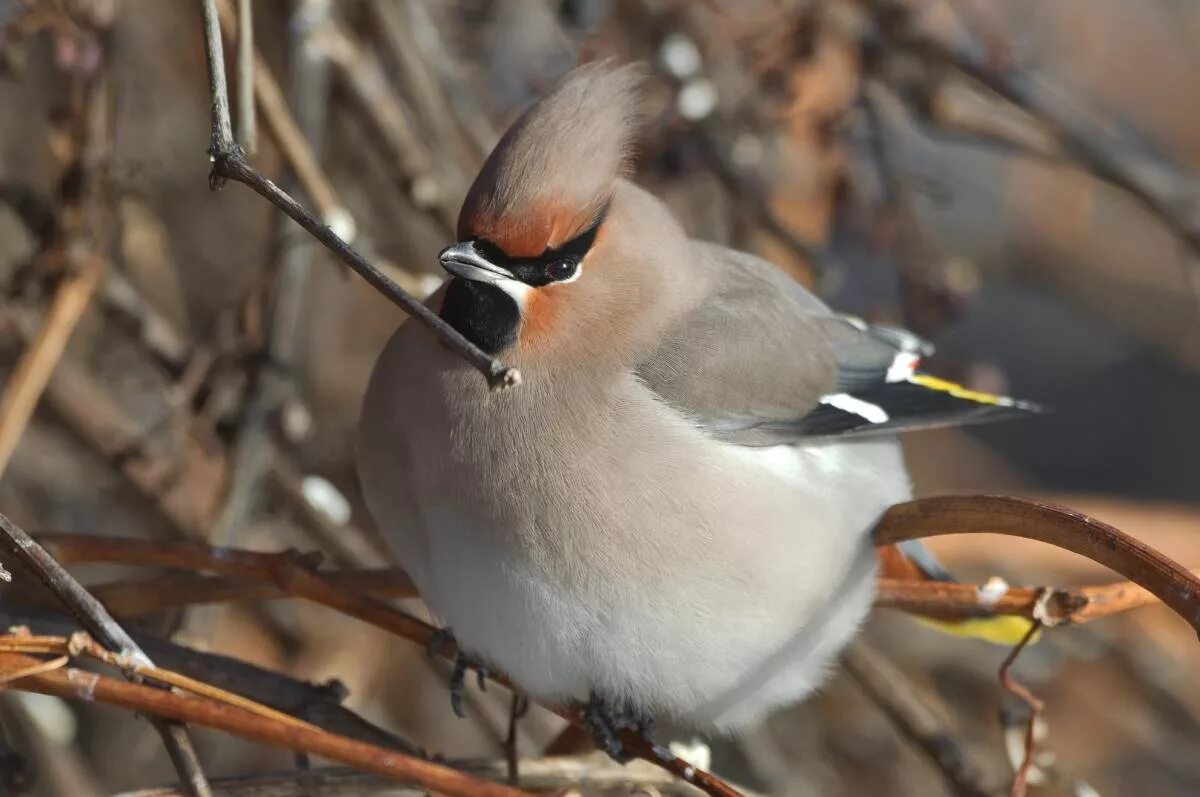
[438,62,687,363]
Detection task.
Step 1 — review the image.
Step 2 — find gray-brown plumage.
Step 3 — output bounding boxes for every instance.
[357,62,1037,745]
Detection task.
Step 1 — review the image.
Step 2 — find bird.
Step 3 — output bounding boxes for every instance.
[357,61,1039,755]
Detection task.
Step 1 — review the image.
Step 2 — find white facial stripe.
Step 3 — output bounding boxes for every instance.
[819,393,889,424]
[492,279,532,308]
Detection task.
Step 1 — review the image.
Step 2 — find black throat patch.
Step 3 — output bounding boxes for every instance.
[439,278,520,355]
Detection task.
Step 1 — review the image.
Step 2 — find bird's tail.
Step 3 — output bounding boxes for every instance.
[878,540,1038,646]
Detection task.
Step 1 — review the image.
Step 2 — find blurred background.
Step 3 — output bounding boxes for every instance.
[0,0,1198,794]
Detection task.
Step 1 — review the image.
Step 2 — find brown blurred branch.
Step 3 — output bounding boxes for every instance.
[319,19,459,230]
[0,255,101,477]
[879,4,1200,261]
[197,0,519,390]
[0,513,212,797]
[1,651,532,797]
[843,642,998,797]
[87,568,413,618]
[234,0,256,153]
[873,496,1200,636]
[114,754,732,797]
[31,530,1184,630]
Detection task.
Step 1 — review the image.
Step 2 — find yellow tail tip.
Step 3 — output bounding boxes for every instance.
[913,614,1042,646]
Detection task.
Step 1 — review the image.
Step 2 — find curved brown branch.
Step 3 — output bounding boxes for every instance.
[25,532,1181,630]
[873,496,1200,636]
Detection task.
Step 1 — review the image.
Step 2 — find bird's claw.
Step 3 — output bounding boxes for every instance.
[437,629,490,719]
[580,691,655,763]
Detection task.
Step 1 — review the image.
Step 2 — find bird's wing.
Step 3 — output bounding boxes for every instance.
[636,242,1040,446]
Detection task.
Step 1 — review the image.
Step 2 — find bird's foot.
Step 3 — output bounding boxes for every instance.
[428,627,490,719]
[579,691,655,763]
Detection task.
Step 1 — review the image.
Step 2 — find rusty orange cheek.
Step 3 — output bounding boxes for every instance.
[518,287,561,350]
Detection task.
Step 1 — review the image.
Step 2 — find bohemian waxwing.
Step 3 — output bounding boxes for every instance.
[357,62,1038,752]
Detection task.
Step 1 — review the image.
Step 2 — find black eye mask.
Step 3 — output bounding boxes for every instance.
[472,204,608,287]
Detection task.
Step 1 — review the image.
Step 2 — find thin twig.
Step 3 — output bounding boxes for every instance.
[2,651,532,797]
[235,0,256,153]
[872,495,1200,636]
[0,256,101,478]
[0,513,213,797]
[196,0,519,389]
[997,621,1044,797]
[0,632,317,732]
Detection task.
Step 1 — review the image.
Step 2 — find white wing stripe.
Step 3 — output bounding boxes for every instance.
[819,393,889,424]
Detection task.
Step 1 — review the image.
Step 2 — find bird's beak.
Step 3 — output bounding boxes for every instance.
[438,241,516,284]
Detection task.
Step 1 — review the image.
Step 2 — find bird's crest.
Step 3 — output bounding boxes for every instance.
[458,61,644,258]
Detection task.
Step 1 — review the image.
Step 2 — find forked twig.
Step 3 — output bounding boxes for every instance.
[0,512,213,797]
[998,621,1045,797]
[196,0,519,390]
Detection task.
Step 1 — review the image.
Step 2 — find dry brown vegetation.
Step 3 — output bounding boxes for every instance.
[0,1,1199,795]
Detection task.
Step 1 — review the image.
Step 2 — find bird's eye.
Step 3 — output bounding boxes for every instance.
[545,257,578,282]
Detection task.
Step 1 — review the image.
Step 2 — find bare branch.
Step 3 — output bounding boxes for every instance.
[196,0,519,389]
[215,0,346,234]
[843,642,998,797]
